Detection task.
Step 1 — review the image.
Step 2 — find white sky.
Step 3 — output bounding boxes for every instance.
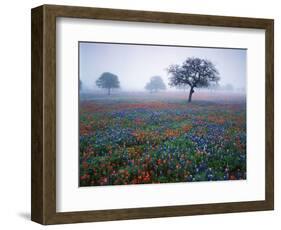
[79,42,246,91]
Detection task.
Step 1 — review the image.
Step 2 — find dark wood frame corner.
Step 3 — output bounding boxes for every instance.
[31,4,274,225]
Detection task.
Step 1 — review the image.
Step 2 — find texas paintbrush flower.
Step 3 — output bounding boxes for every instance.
[79,99,246,186]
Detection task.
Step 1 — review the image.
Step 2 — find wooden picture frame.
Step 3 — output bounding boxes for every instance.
[31,4,274,225]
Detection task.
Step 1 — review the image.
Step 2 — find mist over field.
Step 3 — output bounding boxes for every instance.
[80,91,246,105]
[79,42,246,94]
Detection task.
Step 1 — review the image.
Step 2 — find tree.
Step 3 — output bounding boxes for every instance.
[208,82,219,92]
[223,84,234,91]
[96,72,120,95]
[145,76,166,93]
[167,57,220,102]
[79,80,82,91]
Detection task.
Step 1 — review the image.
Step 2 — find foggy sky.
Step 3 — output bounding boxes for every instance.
[79,42,246,91]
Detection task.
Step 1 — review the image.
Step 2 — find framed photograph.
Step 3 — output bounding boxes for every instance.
[31,4,274,225]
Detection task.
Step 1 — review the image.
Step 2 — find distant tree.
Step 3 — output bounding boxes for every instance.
[210,83,234,92]
[236,87,245,93]
[79,80,82,91]
[208,82,220,92]
[167,57,220,102]
[224,84,234,91]
[145,76,166,93]
[96,72,120,95]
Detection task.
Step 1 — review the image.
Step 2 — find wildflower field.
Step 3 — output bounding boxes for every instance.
[79,92,246,186]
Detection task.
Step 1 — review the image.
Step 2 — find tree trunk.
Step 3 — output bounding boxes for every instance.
[107,88,111,95]
[188,87,194,103]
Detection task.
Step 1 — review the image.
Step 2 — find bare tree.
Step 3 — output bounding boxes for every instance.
[167,57,220,102]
